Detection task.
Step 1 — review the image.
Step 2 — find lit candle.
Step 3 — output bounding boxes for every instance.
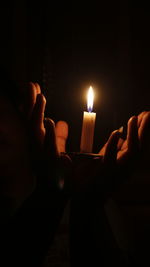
[80,86,96,153]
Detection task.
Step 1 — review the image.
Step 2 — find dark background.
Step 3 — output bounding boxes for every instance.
[1,0,150,152]
[1,1,150,265]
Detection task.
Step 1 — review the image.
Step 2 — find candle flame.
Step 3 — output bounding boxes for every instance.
[87,86,94,112]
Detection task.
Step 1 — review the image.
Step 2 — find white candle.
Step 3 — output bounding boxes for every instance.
[80,86,96,153]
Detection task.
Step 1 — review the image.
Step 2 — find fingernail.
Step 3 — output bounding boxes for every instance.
[118,126,123,133]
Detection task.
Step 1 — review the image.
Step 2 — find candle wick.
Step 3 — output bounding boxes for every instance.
[88,107,92,113]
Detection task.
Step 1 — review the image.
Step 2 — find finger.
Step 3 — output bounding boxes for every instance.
[43,119,72,191]
[117,126,124,150]
[99,127,124,155]
[44,118,59,159]
[34,82,41,94]
[104,130,121,164]
[55,121,68,153]
[117,138,124,150]
[99,143,107,155]
[121,139,127,150]
[118,126,123,133]
[20,82,37,118]
[127,116,138,154]
[138,111,150,150]
[138,111,147,127]
[31,93,46,146]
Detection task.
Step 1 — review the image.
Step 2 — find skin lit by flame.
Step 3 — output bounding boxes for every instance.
[87,86,94,112]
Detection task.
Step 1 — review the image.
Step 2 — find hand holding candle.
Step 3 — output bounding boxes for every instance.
[80,86,96,153]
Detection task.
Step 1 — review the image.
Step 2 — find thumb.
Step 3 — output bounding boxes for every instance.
[55,121,68,153]
[44,118,59,159]
[31,94,46,147]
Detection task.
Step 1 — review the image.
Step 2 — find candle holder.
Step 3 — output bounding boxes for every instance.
[61,152,102,160]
